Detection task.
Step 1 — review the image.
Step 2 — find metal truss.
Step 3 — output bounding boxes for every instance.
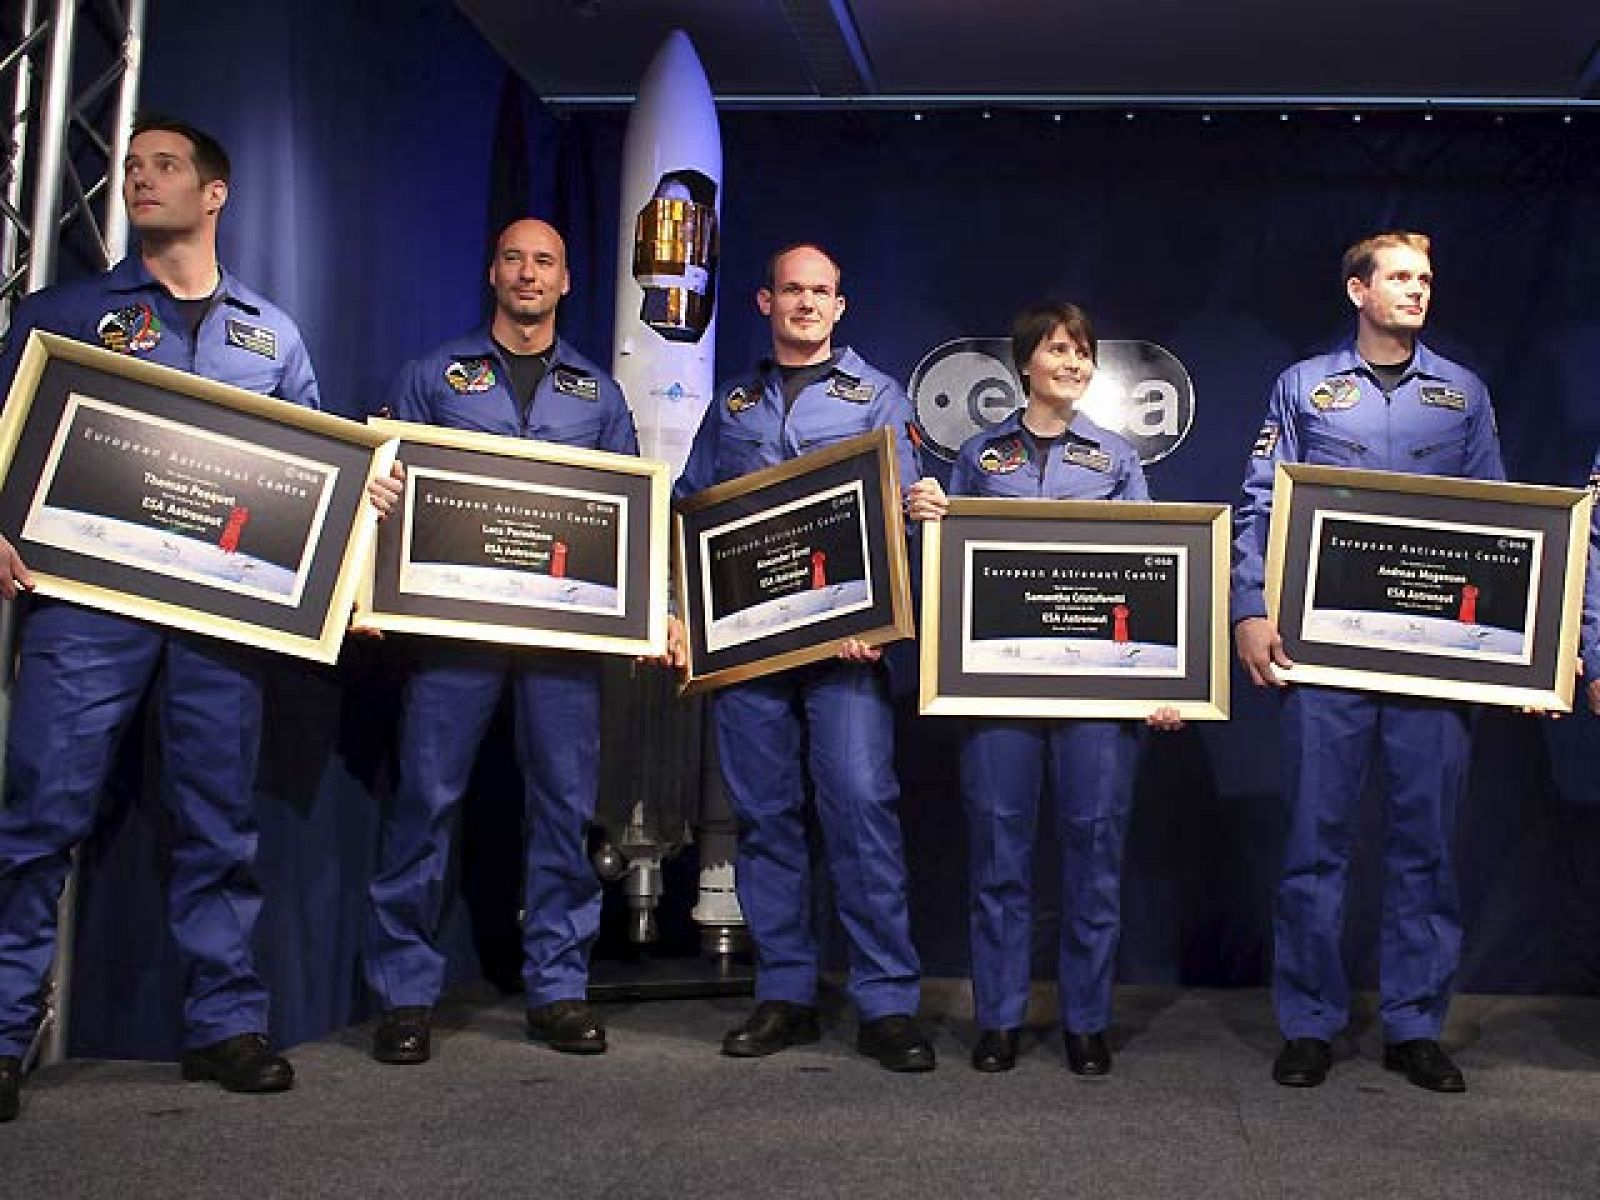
[1,0,146,1070]
[2,0,147,339]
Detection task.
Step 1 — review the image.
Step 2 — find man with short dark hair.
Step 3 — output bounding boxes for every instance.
[363,218,637,1066]
[669,243,936,1071]
[0,114,391,1122]
[1233,230,1504,1093]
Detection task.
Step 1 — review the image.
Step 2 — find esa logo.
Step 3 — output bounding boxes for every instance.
[909,338,1195,465]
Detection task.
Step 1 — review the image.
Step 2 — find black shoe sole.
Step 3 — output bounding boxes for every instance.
[1381,1054,1466,1093]
[1272,1072,1327,1088]
[179,1060,294,1093]
[1067,1060,1112,1077]
[721,1026,821,1058]
[527,1029,608,1055]
[971,1056,1015,1073]
[865,1054,936,1073]
[857,1043,936,1073]
[372,1045,431,1066]
[536,1040,607,1055]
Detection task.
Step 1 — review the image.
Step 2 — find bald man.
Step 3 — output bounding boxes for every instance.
[363,219,638,1064]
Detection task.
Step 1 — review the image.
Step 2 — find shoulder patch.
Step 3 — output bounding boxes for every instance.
[1252,419,1281,458]
[977,436,1028,474]
[96,303,161,354]
[226,318,278,360]
[726,385,758,414]
[1063,443,1113,473]
[552,368,599,401]
[1419,384,1466,411]
[444,357,497,394]
[1309,377,1360,411]
[827,376,875,404]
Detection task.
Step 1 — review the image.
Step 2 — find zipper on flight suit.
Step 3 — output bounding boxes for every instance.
[1410,437,1464,460]
[1307,430,1368,457]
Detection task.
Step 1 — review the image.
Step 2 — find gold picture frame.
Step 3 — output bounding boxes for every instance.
[1264,463,1591,710]
[0,331,397,664]
[359,418,670,657]
[674,426,914,694]
[920,497,1231,719]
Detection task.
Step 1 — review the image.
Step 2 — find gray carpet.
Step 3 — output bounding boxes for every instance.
[6,986,1600,1199]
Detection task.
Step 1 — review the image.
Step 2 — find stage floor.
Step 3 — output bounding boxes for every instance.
[8,985,1600,1198]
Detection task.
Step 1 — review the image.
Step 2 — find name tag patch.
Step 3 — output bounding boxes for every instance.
[827,376,875,404]
[553,369,599,401]
[1419,385,1466,411]
[1063,443,1113,473]
[226,319,278,360]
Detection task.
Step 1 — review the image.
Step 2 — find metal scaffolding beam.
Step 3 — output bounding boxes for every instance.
[0,0,147,1070]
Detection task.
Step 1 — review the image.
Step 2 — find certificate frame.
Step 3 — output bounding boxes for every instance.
[359,418,670,657]
[0,331,396,664]
[674,426,913,695]
[920,497,1231,719]
[1265,463,1591,710]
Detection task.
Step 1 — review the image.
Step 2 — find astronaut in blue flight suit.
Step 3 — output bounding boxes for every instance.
[1233,231,1504,1094]
[1580,454,1600,718]
[906,302,1181,1075]
[363,219,637,1066]
[0,116,398,1124]
[667,243,939,1071]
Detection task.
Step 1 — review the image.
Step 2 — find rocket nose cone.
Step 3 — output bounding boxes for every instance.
[637,28,714,108]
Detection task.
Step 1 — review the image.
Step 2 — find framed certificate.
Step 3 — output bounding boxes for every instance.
[359,418,669,657]
[0,331,396,664]
[920,497,1230,718]
[674,426,913,694]
[1265,463,1591,710]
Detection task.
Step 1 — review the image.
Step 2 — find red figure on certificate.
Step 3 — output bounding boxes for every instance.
[551,540,568,579]
[811,550,827,589]
[1112,604,1131,643]
[1458,583,1479,624]
[219,506,250,554]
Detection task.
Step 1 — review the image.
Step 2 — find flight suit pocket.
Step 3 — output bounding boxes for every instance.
[536,415,605,448]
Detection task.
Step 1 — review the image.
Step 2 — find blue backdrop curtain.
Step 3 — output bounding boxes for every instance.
[53,0,1600,1058]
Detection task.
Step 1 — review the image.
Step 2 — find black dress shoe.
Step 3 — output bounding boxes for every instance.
[180,1033,294,1093]
[1064,1030,1112,1077]
[1383,1039,1466,1093]
[526,1000,607,1055]
[721,1000,822,1058]
[971,1028,1019,1073]
[1271,1037,1332,1088]
[856,1015,936,1072]
[373,1006,432,1065]
[0,1055,20,1123]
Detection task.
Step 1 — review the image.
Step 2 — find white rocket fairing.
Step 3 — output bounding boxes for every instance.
[611,30,721,481]
[608,32,744,949]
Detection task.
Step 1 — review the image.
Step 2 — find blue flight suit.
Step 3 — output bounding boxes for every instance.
[0,256,320,1057]
[951,411,1148,1033]
[1232,339,1504,1043]
[364,331,638,1011]
[674,348,923,1019]
[1578,450,1600,689]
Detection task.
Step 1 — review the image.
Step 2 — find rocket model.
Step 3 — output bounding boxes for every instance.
[605,31,744,958]
[612,29,721,480]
